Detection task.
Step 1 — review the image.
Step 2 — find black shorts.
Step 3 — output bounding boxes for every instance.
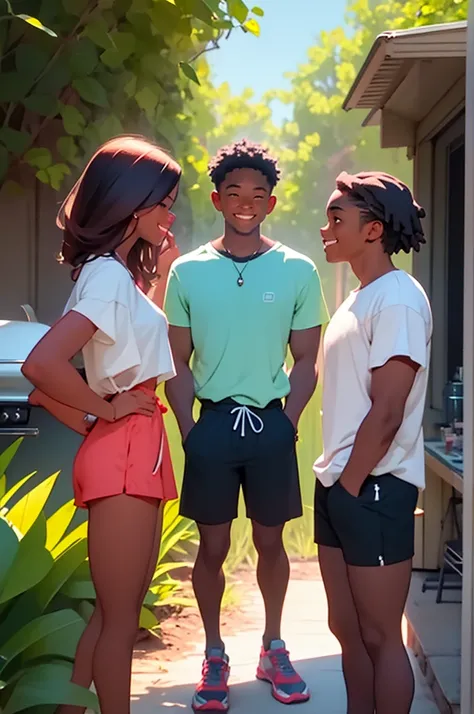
[314,474,419,567]
[180,399,302,527]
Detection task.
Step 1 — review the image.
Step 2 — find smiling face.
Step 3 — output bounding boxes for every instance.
[320,188,384,264]
[135,184,179,248]
[211,168,277,236]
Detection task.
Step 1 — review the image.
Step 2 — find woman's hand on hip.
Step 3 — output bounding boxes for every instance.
[110,391,156,420]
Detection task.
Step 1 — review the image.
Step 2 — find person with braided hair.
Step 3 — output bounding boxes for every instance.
[313,171,432,714]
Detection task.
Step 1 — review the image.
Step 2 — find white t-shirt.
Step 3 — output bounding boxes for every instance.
[63,255,175,397]
[313,271,432,490]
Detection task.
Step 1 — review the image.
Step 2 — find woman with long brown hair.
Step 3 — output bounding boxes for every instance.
[22,135,182,714]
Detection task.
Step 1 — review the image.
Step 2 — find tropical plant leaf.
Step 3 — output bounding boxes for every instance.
[45,500,76,552]
[0,440,23,482]
[0,517,19,588]
[2,662,99,714]
[7,473,59,536]
[139,606,158,630]
[60,579,95,600]
[0,472,36,510]
[33,538,87,612]
[0,515,53,604]
[0,610,83,672]
[52,521,87,558]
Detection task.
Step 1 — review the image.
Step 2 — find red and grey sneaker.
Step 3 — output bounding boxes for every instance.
[192,647,230,712]
[256,639,310,704]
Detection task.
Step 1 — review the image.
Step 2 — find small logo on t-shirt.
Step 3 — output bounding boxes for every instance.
[263,292,275,303]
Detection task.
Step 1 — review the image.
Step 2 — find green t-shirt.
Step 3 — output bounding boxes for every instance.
[164,241,329,408]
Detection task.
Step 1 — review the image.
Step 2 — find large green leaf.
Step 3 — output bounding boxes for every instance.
[0,440,23,482]
[0,515,53,604]
[0,474,6,500]
[0,473,36,510]
[0,517,19,587]
[100,31,136,69]
[33,539,87,612]
[23,94,59,117]
[72,78,108,108]
[0,128,30,156]
[15,45,49,79]
[24,148,52,170]
[46,500,76,552]
[151,560,189,585]
[59,105,86,136]
[35,63,71,96]
[3,662,99,714]
[7,473,59,536]
[56,136,79,164]
[0,610,83,672]
[139,606,158,630]
[0,73,33,102]
[67,38,99,77]
[52,521,87,558]
[60,579,95,601]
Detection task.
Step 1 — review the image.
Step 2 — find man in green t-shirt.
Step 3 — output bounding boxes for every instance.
[164,139,328,712]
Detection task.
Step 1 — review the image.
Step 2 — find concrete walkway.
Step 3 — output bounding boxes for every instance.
[131,563,440,713]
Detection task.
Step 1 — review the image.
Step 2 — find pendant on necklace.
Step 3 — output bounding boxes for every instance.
[237,277,244,287]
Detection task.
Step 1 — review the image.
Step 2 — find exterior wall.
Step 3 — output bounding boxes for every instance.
[412,85,466,570]
[0,129,79,512]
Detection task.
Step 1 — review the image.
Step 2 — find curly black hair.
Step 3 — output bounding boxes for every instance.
[336,171,426,255]
[208,138,281,190]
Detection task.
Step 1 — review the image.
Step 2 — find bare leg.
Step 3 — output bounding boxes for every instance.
[57,503,164,714]
[318,545,374,714]
[347,559,414,714]
[192,522,232,651]
[252,522,289,649]
[87,494,161,714]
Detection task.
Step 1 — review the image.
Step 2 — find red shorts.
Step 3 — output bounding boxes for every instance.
[73,386,177,509]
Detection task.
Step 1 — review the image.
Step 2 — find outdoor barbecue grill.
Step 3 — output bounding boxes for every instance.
[0,307,49,437]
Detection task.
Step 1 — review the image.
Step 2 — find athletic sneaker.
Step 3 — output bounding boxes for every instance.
[192,647,230,712]
[256,639,310,704]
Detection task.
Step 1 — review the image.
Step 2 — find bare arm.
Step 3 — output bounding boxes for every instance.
[339,356,419,497]
[284,326,322,429]
[29,389,89,435]
[165,325,195,441]
[22,311,117,421]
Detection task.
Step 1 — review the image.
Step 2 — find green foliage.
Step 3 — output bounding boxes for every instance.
[0,0,264,213]
[0,439,198,710]
[0,447,99,713]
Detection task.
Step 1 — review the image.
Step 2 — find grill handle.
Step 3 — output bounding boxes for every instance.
[0,427,39,437]
[21,304,38,323]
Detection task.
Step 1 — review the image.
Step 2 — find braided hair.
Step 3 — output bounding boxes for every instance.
[208,138,281,190]
[336,171,426,255]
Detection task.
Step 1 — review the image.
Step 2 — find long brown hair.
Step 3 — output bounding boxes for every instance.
[57,135,182,290]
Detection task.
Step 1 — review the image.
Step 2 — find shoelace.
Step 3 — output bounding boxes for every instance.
[230,405,264,438]
[270,650,296,676]
[202,658,225,686]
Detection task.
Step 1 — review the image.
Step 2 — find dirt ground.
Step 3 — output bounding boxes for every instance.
[134,559,319,664]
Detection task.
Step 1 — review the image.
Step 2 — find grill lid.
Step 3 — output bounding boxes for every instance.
[0,319,50,402]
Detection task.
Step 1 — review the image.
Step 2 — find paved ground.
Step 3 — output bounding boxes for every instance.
[131,562,440,713]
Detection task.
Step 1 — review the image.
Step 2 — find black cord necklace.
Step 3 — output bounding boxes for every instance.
[223,241,262,287]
